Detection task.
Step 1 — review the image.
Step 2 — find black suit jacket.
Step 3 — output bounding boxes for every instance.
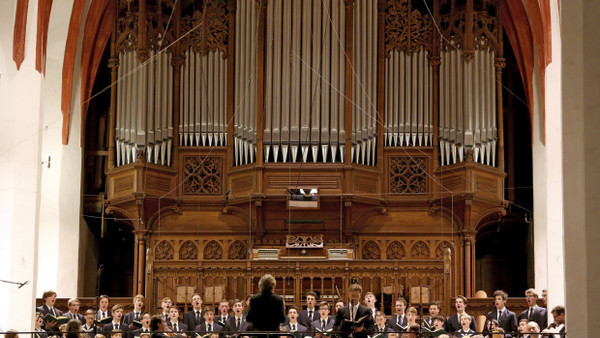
[333,304,374,338]
[96,310,111,320]
[36,305,64,332]
[168,321,188,334]
[66,312,84,322]
[445,313,476,333]
[225,315,249,333]
[195,322,223,333]
[483,308,518,337]
[124,311,144,325]
[285,323,308,337]
[103,322,131,338]
[298,308,318,329]
[519,306,547,330]
[310,316,335,335]
[183,310,205,332]
[386,314,408,330]
[246,291,286,331]
[132,327,152,337]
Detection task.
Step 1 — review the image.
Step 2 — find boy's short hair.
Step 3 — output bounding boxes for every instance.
[551,305,565,316]
[162,297,172,303]
[407,324,420,332]
[96,335,106,338]
[456,295,468,304]
[459,313,471,322]
[110,330,122,337]
[525,288,538,298]
[396,297,407,305]
[134,294,145,302]
[232,299,243,307]
[348,284,363,293]
[493,290,508,300]
[365,291,375,297]
[375,311,385,318]
[318,301,330,309]
[518,318,529,324]
[306,291,317,298]
[203,306,215,314]
[85,309,96,316]
[429,301,440,309]
[406,307,417,315]
[150,315,164,331]
[432,315,445,323]
[99,295,110,302]
[68,298,80,306]
[140,334,151,338]
[111,304,124,313]
[42,290,57,300]
[287,305,299,314]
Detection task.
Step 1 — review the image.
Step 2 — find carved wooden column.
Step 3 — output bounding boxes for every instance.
[463,233,474,297]
[226,0,237,171]
[134,231,147,295]
[171,0,182,168]
[107,0,119,169]
[495,3,506,170]
[430,0,441,169]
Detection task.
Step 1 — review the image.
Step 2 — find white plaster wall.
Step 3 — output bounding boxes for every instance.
[36,0,83,299]
[544,0,565,311]
[0,0,43,331]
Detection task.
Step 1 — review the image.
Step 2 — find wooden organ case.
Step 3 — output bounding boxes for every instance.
[103,0,507,315]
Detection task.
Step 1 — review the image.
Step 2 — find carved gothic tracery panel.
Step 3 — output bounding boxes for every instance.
[204,240,223,260]
[156,240,174,260]
[228,240,247,260]
[384,0,433,56]
[435,241,453,260]
[183,156,222,194]
[389,156,427,194]
[362,241,381,260]
[181,0,231,56]
[180,240,198,260]
[411,241,430,258]
[387,241,406,259]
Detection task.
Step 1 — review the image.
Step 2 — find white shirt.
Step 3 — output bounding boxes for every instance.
[349,303,360,320]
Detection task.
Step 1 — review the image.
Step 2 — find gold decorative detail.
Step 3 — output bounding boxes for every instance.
[179,241,198,260]
[435,241,453,260]
[183,156,222,195]
[384,0,433,56]
[362,241,381,260]
[156,240,174,260]
[204,240,223,260]
[389,156,427,194]
[410,241,430,258]
[386,241,406,259]
[228,240,247,260]
[286,235,324,248]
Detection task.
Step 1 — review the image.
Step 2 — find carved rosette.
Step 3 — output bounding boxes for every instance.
[435,241,453,260]
[389,156,427,194]
[386,241,406,260]
[155,240,174,260]
[180,240,198,260]
[228,240,247,260]
[410,241,430,258]
[204,240,223,260]
[362,241,381,260]
[183,156,222,195]
[384,0,433,56]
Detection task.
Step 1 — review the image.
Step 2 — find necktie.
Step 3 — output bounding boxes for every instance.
[135,312,139,320]
[222,316,226,323]
[528,308,532,319]
[292,324,296,331]
[498,310,502,321]
[51,308,56,316]
[321,320,325,329]
[115,323,119,330]
[174,323,178,332]
[103,312,107,318]
[208,324,212,332]
[237,318,241,330]
[309,311,313,321]
[196,311,200,321]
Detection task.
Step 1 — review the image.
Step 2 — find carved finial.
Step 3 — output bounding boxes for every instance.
[136,149,145,162]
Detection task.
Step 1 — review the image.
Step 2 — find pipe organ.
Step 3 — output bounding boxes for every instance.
[111,0,503,169]
[103,0,511,310]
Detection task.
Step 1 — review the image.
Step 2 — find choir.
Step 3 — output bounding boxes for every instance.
[31,283,566,338]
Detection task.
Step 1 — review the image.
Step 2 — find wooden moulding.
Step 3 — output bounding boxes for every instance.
[13,0,28,70]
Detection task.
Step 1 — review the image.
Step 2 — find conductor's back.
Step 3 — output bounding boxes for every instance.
[246,274,286,332]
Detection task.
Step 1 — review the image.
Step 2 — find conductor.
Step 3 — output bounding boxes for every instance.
[246,274,286,332]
